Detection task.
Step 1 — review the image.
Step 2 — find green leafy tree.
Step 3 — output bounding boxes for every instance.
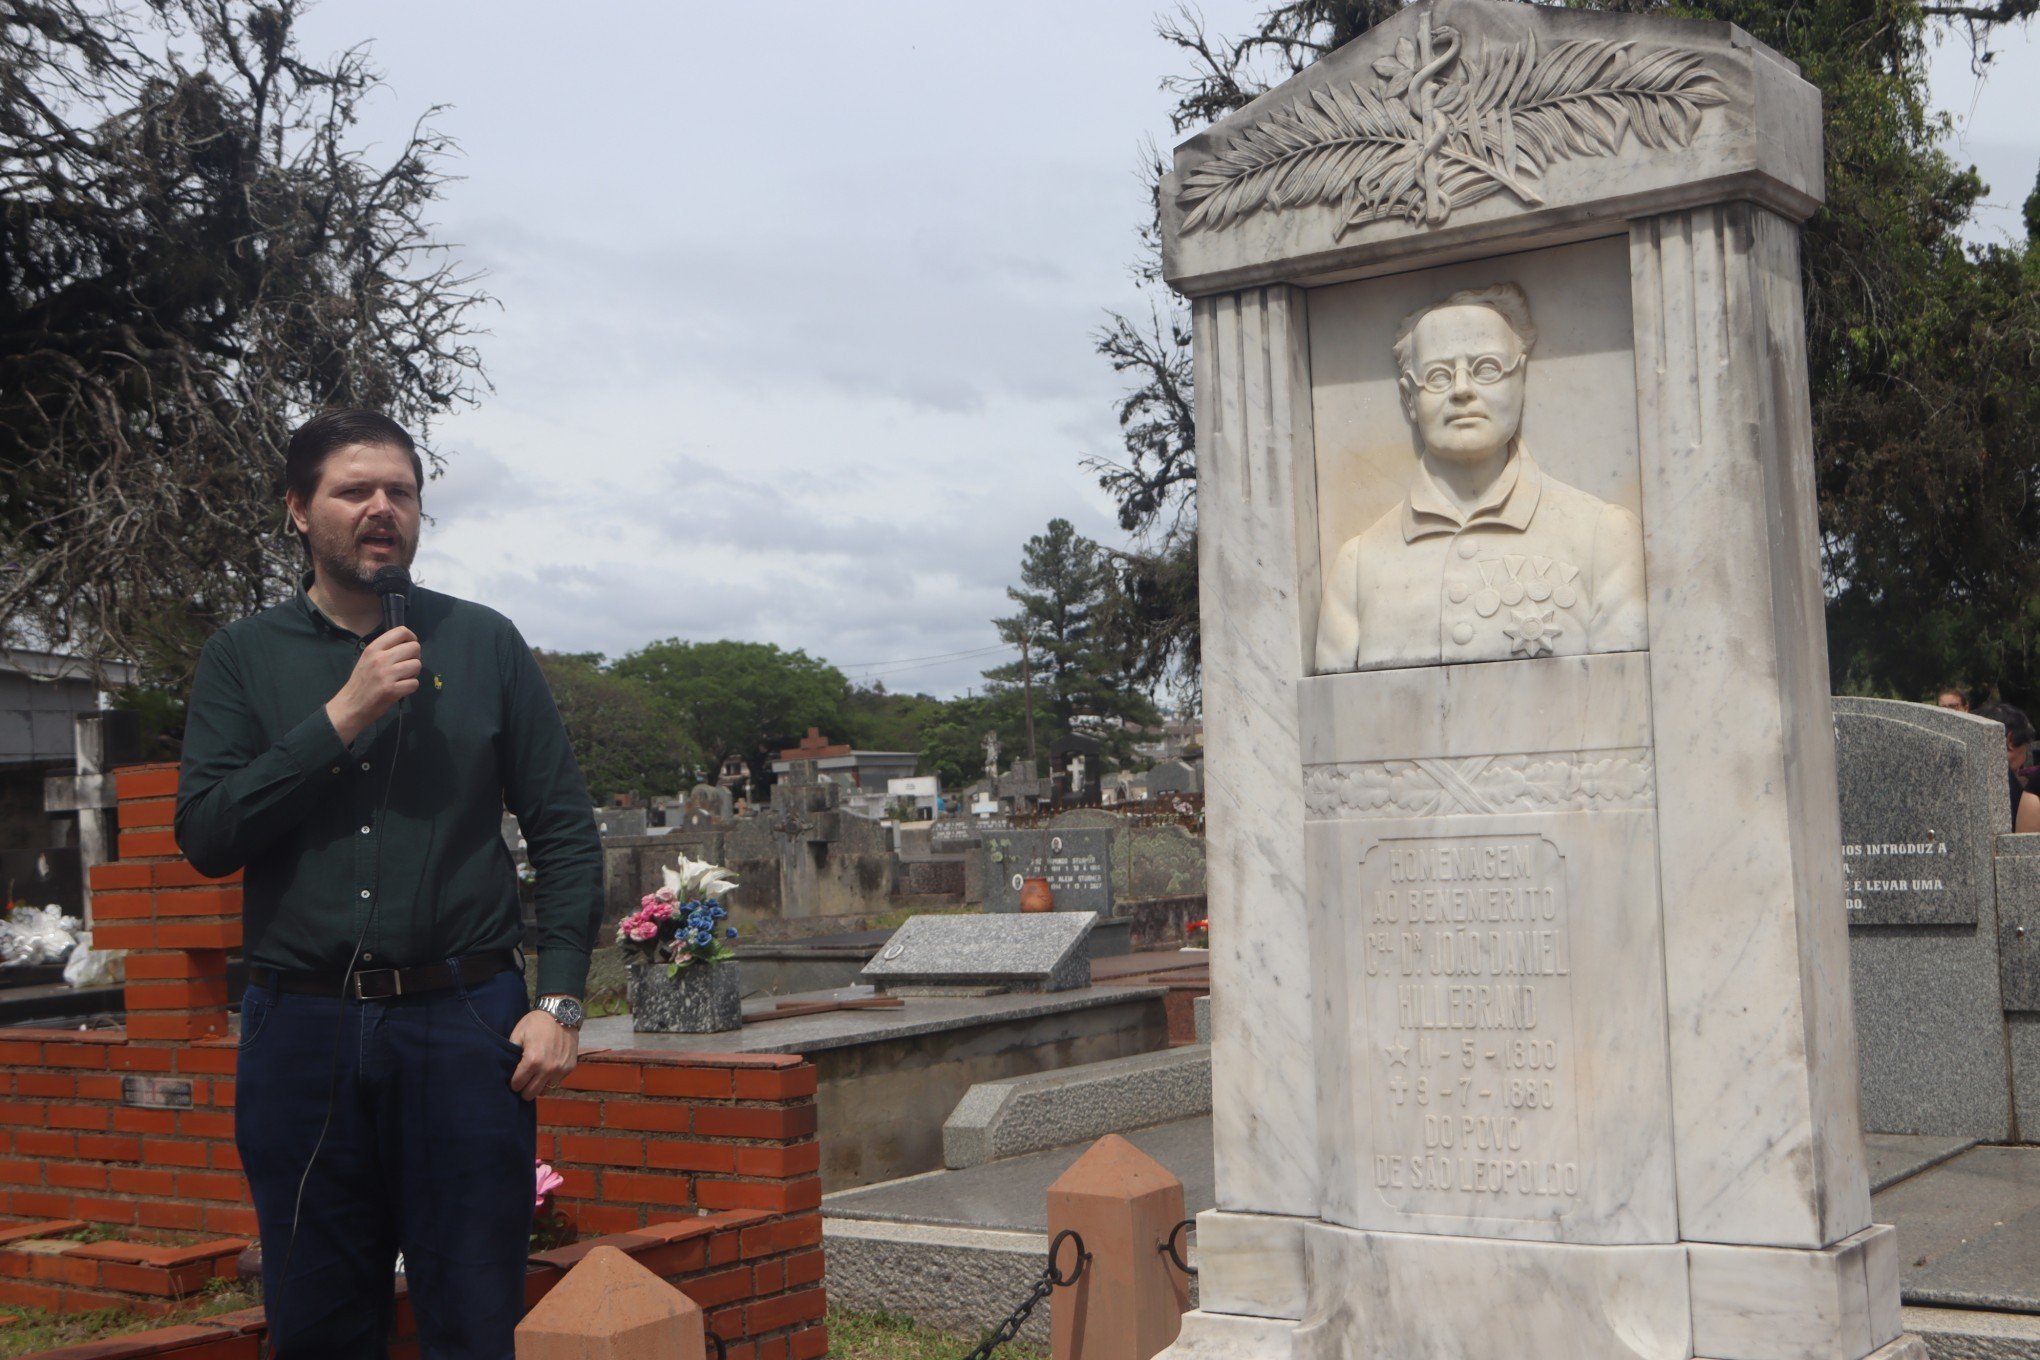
[1102,0,2040,705]
[918,691,1034,792]
[840,684,950,756]
[611,640,848,796]
[985,519,1158,765]
[530,652,700,804]
[0,0,487,684]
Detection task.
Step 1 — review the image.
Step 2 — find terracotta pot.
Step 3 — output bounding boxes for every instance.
[1019,876,1055,913]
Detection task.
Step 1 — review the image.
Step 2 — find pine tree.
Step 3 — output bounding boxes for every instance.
[984,519,1158,765]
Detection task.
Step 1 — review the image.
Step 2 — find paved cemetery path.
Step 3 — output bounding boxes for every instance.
[828,1120,2040,1320]
[1874,1140,2040,1313]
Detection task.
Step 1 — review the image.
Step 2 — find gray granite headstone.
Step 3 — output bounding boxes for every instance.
[860,912,1096,994]
[684,782,734,823]
[981,829,1112,914]
[1997,836,2040,1136]
[593,807,649,839]
[1147,760,1201,796]
[1997,835,2040,1012]
[1838,697,2014,1140]
[1835,701,1999,925]
[932,817,1003,851]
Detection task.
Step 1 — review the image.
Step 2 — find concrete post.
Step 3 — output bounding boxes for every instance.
[516,1245,707,1360]
[1049,1135,1192,1360]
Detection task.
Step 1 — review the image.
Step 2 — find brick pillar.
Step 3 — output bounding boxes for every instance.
[89,763,242,1041]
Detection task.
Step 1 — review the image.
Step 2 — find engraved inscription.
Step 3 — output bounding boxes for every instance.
[1841,838,1950,915]
[1306,750,1653,819]
[1360,834,1582,1219]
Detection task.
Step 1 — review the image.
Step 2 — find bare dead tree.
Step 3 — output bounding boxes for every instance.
[0,0,489,685]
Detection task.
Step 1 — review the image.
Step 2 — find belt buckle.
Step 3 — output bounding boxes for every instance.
[352,968,401,1000]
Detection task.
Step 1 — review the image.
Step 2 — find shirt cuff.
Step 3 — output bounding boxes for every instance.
[278,704,348,777]
[534,949,590,1000]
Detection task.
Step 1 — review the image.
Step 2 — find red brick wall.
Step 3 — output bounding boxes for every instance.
[0,764,826,1357]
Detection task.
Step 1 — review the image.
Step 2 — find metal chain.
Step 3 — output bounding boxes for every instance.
[961,1229,1089,1360]
[1159,1218,1198,1276]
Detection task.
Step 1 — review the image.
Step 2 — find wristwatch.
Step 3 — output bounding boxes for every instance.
[534,995,584,1030]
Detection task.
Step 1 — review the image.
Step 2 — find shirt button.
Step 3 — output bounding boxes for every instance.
[360,761,371,771]
[1452,623,1475,645]
[360,826,372,835]
[1458,540,1479,559]
[359,889,372,899]
[330,765,340,775]
[362,953,374,962]
[1447,583,1469,603]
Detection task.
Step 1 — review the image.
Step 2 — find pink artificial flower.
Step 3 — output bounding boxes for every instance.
[639,893,659,911]
[644,900,674,921]
[534,1158,565,1209]
[624,916,659,942]
[653,886,678,905]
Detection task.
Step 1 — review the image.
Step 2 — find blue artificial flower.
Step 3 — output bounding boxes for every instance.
[724,927,738,940]
[709,905,727,921]
[690,929,712,947]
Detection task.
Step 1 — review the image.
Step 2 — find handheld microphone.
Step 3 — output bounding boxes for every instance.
[372,566,411,634]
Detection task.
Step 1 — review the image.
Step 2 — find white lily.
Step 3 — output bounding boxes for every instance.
[663,853,740,901]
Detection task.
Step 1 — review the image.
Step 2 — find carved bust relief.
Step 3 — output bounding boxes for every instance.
[1313,282,1648,674]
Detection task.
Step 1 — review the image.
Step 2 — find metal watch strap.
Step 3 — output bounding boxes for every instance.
[535,995,584,1030]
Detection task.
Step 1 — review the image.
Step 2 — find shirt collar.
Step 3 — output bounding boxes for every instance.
[1401,440,1544,543]
[296,570,361,639]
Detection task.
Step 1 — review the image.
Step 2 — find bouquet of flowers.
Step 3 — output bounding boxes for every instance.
[615,854,741,976]
[1186,918,1209,949]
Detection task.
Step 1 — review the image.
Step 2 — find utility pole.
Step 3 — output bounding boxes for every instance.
[1021,635,1038,770]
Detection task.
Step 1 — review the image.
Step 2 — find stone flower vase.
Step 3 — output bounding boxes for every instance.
[1019,876,1055,913]
[628,961,741,1034]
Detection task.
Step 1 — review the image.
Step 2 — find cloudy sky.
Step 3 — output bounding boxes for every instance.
[290,2,2039,701]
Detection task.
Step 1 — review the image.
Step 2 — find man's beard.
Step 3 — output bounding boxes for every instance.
[306,522,416,591]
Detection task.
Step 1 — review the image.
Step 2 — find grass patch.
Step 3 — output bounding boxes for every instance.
[827,1305,1047,1360]
[0,1279,260,1357]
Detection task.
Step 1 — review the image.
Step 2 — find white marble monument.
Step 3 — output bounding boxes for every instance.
[1163,3,1916,1358]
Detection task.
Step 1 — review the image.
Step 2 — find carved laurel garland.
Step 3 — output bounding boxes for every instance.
[1177,18,1726,236]
[1303,750,1656,820]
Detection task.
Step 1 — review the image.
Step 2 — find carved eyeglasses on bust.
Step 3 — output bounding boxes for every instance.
[1407,352,1527,394]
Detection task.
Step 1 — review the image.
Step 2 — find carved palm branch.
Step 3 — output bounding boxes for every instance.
[1176,28,1727,238]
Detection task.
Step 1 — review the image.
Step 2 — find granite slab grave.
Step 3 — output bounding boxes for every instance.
[982,829,1112,914]
[859,913,1096,995]
[1156,2,1915,1356]
[1838,698,2014,1140]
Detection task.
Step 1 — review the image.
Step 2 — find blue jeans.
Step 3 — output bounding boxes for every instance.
[236,967,537,1360]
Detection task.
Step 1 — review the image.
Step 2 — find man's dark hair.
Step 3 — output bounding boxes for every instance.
[283,409,423,504]
[1977,701,2036,747]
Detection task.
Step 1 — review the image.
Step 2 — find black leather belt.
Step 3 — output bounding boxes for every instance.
[249,949,520,1001]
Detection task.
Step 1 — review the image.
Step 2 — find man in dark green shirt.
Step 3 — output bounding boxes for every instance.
[176,409,602,1359]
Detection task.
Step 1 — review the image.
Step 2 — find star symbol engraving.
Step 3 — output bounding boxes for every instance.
[1382,1039,1411,1069]
[1504,607,1561,659]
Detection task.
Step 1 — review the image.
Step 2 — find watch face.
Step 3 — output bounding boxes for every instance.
[543,997,584,1027]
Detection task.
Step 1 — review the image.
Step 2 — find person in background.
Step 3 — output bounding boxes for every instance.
[1936,686,1971,712]
[1974,701,2040,833]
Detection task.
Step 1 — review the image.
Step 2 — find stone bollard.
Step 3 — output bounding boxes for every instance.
[516,1245,707,1360]
[1049,1135,1193,1360]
